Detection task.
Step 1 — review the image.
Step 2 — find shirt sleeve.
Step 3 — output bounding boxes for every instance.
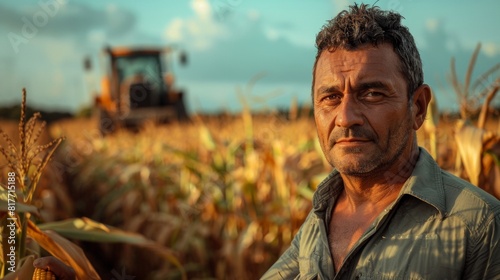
[260,242,300,280]
[464,211,500,280]
[260,214,310,280]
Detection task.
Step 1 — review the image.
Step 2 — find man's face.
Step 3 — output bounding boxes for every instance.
[313,43,418,176]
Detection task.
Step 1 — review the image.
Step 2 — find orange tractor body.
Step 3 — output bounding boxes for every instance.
[90,46,188,133]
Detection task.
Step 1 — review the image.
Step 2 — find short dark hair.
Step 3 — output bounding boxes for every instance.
[312,3,423,100]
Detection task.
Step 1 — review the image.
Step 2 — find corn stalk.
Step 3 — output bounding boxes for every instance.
[449,43,500,121]
[0,89,186,279]
[450,43,500,199]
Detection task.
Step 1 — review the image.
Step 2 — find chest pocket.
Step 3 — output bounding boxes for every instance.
[354,232,463,280]
[355,199,466,279]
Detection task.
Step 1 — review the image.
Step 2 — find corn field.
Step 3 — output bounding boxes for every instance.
[39,102,498,279]
[46,110,327,279]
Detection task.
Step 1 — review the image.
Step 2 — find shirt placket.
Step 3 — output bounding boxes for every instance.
[332,200,400,280]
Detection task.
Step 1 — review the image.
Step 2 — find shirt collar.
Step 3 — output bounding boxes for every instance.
[312,169,342,216]
[399,148,447,218]
[312,148,447,218]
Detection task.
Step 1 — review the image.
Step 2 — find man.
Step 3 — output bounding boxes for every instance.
[261,3,500,279]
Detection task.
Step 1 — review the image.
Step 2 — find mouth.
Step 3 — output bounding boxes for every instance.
[334,138,372,146]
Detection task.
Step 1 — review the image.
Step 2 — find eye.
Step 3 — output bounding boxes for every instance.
[322,94,342,100]
[321,93,342,102]
[363,91,384,101]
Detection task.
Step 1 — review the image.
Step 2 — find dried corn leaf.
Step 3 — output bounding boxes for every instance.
[27,219,101,280]
[454,121,484,186]
[424,90,439,133]
[199,125,216,151]
[37,217,187,280]
[424,91,439,159]
[481,137,500,199]
[454,120,500,191]
[237,221,259,253]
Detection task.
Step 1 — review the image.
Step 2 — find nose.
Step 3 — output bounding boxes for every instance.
[335,95,364,128]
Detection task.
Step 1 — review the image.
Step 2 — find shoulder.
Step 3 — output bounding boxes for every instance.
[440,169,500,231]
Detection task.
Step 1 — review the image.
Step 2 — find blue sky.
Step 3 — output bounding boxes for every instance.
[0,0,499,113]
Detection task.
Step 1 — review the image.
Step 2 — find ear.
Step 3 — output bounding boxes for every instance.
[411,84,432,130]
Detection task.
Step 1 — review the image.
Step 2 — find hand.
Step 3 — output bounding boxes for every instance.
[33,256,76,280]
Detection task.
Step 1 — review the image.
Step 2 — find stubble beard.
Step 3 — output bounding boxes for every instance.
[328,115,413,177]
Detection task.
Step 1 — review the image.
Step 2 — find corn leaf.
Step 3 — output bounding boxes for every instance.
[424,90,439,131]
[455,120,500,198]
[0,187,39,215]
[482,137,500,199]
[38,217,188,280]
[38,217,153,244]
[26,219,101,280]
[454,121,484,186]
[199,125,216,151]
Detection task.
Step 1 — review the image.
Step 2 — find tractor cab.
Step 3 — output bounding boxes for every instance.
[91,46,188,134]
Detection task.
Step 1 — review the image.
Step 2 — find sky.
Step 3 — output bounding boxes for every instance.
[0,0,499,114]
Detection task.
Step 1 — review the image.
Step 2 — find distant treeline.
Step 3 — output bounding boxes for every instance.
[0,105,73,123]
[0,103,497,124]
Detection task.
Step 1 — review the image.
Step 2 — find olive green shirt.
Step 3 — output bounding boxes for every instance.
[261,148,500,279]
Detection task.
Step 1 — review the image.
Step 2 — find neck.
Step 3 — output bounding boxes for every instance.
[339,147,420,210]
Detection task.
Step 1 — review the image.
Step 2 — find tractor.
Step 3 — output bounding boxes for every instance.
[86,46,189,134]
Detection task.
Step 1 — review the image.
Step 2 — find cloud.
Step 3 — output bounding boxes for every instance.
[191,0,211,20]
[332,0,350,12]
[0,2,137,44]
[417,21,500,111]
[0,2,163,59]
[247,9,260,21]
[163,0,228,51]
[482,42,500,57]
[165,18,185,42]
[425,18,439,32]
[264,27,280,41]
[0,2,158,111]
[176,20,315,84]
[161,1,316,86]
[104,3,136,36]
[262,20,297,42]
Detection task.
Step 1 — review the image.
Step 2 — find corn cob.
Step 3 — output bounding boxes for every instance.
[32,267,57,280]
